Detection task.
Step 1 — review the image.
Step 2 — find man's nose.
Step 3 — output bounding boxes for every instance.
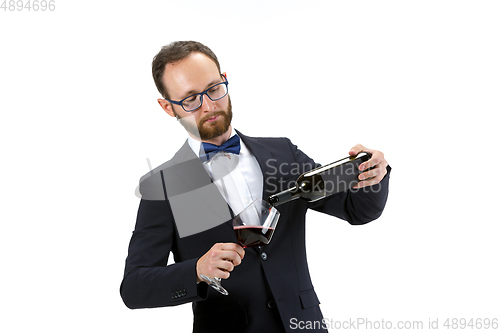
[199,94,217,112]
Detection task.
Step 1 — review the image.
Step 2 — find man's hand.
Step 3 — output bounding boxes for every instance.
[196,243,245,283]
[349,144,389,189]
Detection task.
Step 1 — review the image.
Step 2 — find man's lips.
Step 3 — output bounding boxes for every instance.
[204,115,219,123]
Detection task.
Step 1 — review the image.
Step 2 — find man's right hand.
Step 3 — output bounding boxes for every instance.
[196,243,245,283]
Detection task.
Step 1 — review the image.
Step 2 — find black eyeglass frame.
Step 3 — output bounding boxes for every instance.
[164,75,229,112]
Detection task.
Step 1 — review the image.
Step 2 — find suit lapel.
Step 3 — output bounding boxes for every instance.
[161,141,234,238]
[172,141,236,216]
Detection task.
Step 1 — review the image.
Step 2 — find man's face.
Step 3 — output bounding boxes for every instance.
[159,52,232,141]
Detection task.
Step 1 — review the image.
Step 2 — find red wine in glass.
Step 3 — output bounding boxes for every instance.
[232,199,280,250]
[234,225,275,248]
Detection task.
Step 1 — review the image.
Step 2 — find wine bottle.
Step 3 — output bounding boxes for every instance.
[267,152,372,206]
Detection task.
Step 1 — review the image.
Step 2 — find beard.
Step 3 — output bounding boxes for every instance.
[176,97,233,141]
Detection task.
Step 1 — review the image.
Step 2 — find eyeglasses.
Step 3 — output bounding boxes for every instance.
[165,75,229,112]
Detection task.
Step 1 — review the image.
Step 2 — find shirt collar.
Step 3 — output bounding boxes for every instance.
[187,127,238,158]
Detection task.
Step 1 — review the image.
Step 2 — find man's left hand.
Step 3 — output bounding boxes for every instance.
[349,144,389,189]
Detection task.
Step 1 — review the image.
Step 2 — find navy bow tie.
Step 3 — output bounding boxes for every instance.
[200,135,241,161]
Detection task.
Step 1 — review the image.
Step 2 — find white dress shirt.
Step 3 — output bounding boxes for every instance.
[187,128,263,215]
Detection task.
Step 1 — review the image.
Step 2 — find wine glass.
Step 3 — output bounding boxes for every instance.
[200,198,280,295]
[233,198,280,248]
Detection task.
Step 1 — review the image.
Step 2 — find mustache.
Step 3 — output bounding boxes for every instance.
[199,111,227,124]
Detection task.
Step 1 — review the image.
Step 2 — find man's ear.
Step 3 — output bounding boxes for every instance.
[158,99,176,118]
[222,72,227,79]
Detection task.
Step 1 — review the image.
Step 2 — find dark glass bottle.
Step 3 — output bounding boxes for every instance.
[267,152,372,206]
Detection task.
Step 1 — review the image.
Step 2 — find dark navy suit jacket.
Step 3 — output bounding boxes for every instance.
[120,131,391,332]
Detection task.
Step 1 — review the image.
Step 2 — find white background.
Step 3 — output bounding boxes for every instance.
[1,1,499,332]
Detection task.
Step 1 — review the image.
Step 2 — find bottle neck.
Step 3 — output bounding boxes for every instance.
[267,186,298,207]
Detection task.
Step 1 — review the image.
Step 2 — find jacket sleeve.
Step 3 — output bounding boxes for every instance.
[286,139,391,225]
[120,171,208,309]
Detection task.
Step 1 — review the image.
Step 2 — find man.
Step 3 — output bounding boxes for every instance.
[120,41,391,333]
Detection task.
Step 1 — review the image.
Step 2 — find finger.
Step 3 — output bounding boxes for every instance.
[353,175,383,189]
[224,251,242,266]
[353,165,387,188]
[213,269,231,280]
[201,259,232,279]
[200,262,228,280]
[358,167,380,181]
[349,144,366,156]
[220,243,245,259]
[359,152,383,171]
[218,260,235,273]
[350,145,376,159]
[235,244,245,259]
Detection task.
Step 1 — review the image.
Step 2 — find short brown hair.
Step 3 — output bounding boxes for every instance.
[152,41,221,99]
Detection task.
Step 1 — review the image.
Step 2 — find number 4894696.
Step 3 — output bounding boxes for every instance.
[443,318,498,330]
[1,0,56,11]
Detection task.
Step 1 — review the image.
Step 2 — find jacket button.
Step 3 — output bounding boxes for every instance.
[267,300,276,309]
[261,252,268,261]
